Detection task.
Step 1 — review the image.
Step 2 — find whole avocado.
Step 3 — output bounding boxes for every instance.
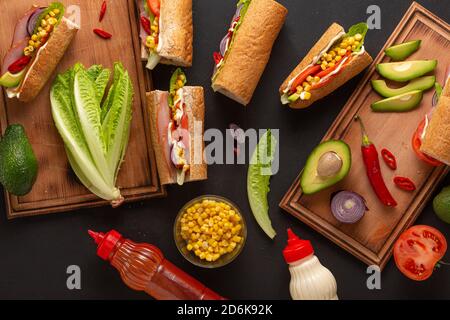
[0,124,38,196]
[433,187,450,224]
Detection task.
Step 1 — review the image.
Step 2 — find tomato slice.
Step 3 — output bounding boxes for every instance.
[412,118,443,167]
[394,225,447,281]
[147,0,160,17]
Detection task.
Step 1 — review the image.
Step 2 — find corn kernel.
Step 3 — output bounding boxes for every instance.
[31,34,38,41]
[339,49,347,56]
[187,244,193,251]
[321,64,327,71]
[351,45,357,50]
[49,11,56,17]
[41,20,47,27]
[328,62,335,68]
[355,33,362,41]
[296,86,303,94]
[347,37,355,45]
[303,92,312,100]
[306,75,313,82]
[335,55,342,62]
[303,85,311,92]
[53,8,60,14]
[314,76,320,82]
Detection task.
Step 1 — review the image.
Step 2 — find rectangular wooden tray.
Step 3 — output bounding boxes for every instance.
[280,2,449,269]
[0,0,165,219]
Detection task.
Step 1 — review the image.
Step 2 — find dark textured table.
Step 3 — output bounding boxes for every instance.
[0,0,449,299]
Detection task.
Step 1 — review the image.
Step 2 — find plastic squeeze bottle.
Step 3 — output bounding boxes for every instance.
[282,228,338,300]
[88,229,225,300]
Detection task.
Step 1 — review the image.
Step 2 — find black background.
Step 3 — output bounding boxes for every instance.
[0,0,449,300]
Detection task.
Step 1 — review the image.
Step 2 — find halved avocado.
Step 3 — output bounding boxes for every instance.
[0,70,25,88]
[300,140,351,195]
[376,60,437,82]
[372,75,435,98]
[371,90,423,112]
[384,40,421,61]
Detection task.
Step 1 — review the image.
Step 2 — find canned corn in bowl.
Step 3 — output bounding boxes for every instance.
[174,195,247,268]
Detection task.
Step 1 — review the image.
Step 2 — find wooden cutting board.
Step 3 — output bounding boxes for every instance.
[0,0,165,219]
[280,2,449,269]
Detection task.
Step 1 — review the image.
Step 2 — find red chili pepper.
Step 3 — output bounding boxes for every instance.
[8,55,31,74]
[289,65,321,94]
[99,1,107,22]
[140,16,152,35]
[213,52,223,65]
[381,148,397,170]
[93,28,112,39]
[394,176,416,192]
[355,116,397,207]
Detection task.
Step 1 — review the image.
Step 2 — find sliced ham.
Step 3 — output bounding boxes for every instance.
[1,38,30,75]
[12,6,39,47]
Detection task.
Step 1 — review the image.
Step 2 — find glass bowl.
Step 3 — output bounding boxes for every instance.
[174,195,247,268]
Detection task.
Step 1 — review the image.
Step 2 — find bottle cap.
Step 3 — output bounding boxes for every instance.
[88,229,122,261]
[282,228,314,264]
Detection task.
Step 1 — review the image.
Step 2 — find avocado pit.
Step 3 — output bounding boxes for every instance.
[317,151,343,178]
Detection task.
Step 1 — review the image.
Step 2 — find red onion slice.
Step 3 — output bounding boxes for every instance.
[219,34,230,56]
[331,191,367,224]
[27,7,46,36]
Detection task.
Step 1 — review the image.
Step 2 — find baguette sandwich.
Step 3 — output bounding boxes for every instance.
[139,0,193,70]
[279,23,373,109]
[416,78,450,166]
[0,2,79,102]
[147,69,207,185]
[211,0,287,106]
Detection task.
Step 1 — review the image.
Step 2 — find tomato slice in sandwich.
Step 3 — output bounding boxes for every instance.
[412,117,443,167]
[394,225,447,281]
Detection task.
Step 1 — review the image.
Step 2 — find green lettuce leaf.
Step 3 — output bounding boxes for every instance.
[346,22,368,51]
[247,129,277,239]
[73,68,112,185]
[102,63,134,181]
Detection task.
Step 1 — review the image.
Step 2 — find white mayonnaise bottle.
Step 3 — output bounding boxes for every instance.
[283,228,338,300]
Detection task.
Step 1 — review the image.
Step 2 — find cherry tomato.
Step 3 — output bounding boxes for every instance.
[147,0,160,17]
[394,225,447,281]
[412,118,443,167]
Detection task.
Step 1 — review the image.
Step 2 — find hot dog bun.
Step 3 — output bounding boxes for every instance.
[420,81,450,165]
[279,22,373,109]
[211,0,287,106]
[147,87,207,185]
[18,17,79,102]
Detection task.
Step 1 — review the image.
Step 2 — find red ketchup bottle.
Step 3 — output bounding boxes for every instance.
[88,229,225,300]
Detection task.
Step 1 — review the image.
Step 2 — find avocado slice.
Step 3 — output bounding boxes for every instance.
[376,60,437,82]
[371,90,423,112]
[384,40,421,61]
[300,140,351,195]
[372,75,435,98]
[0,70,26,88]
